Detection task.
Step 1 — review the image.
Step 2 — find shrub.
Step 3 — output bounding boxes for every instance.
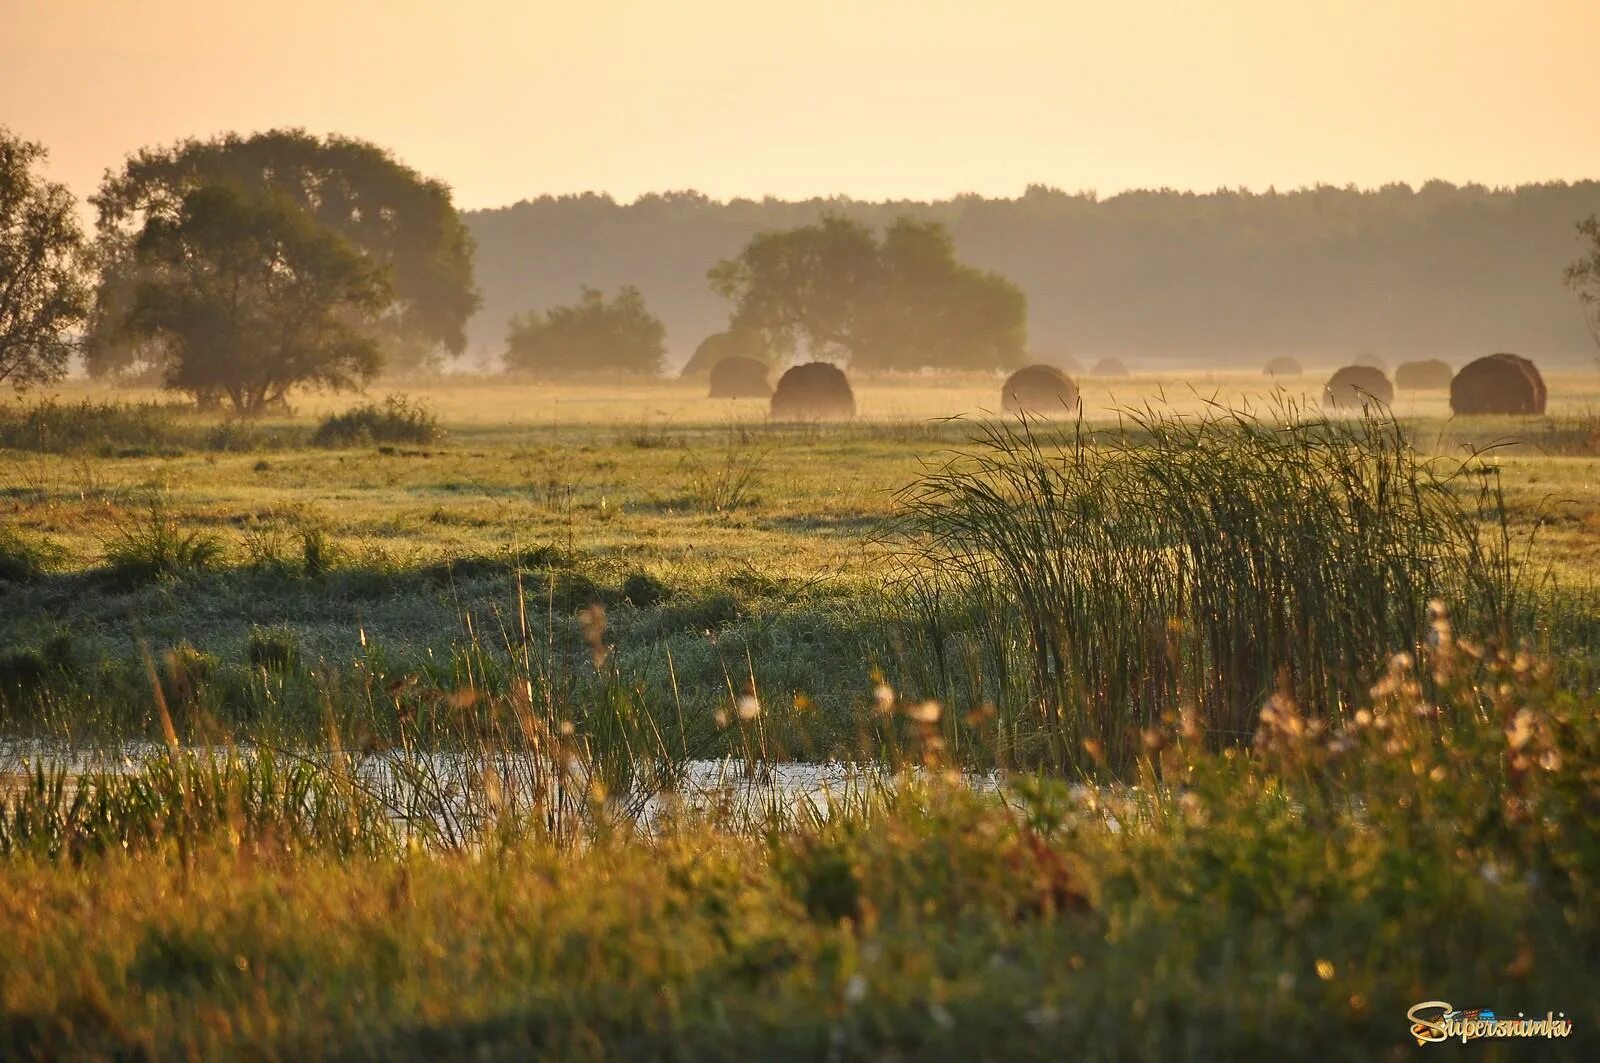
[299,523,341,577]
[159,642,217,707]
[312,395,442,447]
[621,571,669,608]
[247,627,299,672]
[0,527,59,583]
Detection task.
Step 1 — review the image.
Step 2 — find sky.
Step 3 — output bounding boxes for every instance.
[6,0,1600,211]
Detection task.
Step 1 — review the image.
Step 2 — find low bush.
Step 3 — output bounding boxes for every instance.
[0,527,59,583]
[311,396,443,448]
[247,627,299,672]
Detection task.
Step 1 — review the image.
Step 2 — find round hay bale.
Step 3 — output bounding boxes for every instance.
[1450,353,1547,415]
[1264,356,1303,377]
[1091,358,1130,377]
[770,362,855,420]
[1001,364,1079,415]
[1354,353,1387,371]
[1323,365,1394,408]
[1394,359,1453,390]
[707,356,772,398]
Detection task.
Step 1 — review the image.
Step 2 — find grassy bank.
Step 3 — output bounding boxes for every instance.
[2,628,1597,1059]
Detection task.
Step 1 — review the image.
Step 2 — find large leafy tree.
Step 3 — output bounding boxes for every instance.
[124,184,391,414]
[90,129,477,378]
[504,286,665,377]
[1566,215,1600,351]
[708,215,1026,372]
[0,130,91,392]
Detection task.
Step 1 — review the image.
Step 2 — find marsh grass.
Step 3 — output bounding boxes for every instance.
[0,748,394,860]
[101,499,224,586]
[678,430,768,512]
[2,625,1597,1059]
[892,398,1525,769]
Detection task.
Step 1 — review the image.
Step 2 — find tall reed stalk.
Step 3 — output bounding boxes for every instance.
[890,396,1517,770]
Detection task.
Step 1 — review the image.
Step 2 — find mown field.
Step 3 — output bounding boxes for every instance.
[3,371,1600,1059]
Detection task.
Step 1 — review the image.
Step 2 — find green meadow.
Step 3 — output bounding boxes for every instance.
[2,372,1599,1059]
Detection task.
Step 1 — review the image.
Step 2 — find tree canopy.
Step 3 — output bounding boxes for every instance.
[709,215,1026,372]
[1566,215,1600,350]
[680,327,788,376]
[504,286,665,377]
[89,129,477,377]
[0,129,90,392]
[124,184,391,414]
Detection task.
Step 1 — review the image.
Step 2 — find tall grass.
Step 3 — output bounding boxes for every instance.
[891,397,1521,769]
[0,399,300,455]
[678,430,767,512]
[101,499,224,585]
[0,749,394,860]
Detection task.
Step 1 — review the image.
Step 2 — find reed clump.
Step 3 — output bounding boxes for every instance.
[893,397,1517,768]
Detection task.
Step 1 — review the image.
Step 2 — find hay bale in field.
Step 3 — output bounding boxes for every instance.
[1091,358,1130,377]
[1354,353,1387,371]
[682,330,767,377]
[1394,359,1453,390]
[1323,365,1394,408]
[1001,364,1079,415]
[1264,356,1303,377]
[1450,353,1547,415]
[770,362,855,420]
[707,356,772,398]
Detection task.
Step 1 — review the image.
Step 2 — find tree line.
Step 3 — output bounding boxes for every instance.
[470,182,1600,369]
[5,124,1600,414]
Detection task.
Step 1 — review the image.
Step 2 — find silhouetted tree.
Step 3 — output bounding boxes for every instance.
[90,129,477,378]
[0,130,90,392]
[709,215,1025,372]
[124,185,391,414]
[504,286,665,376]
[680,327,787,375]
[1566,215,1600,350]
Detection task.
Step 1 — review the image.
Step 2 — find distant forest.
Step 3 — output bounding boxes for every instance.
[465,182,1600,371]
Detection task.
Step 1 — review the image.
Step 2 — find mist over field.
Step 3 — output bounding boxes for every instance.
[466,182,1600,368]
[7,2,1600,1058]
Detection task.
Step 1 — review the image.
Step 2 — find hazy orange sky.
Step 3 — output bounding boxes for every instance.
[6,0,1599,210]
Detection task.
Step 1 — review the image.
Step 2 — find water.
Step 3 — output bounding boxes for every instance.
[0,739,922,838]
